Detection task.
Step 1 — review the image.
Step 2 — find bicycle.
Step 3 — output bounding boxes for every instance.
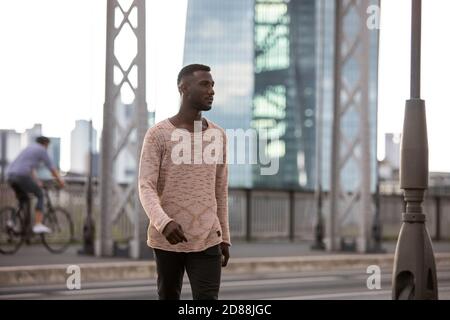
[0,181,74,254]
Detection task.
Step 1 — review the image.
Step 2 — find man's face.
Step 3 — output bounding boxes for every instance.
[184,70,215,111]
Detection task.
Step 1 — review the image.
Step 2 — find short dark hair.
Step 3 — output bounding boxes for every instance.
[177,64,211,85]
[36,136,50,145]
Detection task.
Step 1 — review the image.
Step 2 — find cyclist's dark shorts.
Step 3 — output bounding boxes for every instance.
[7,174,44,211]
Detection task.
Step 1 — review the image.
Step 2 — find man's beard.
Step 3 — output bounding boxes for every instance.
[193,103,212,111]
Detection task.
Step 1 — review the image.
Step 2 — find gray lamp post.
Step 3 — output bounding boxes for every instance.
[311,0,325,251]
[79,119,96,255]
[392,0,438,300]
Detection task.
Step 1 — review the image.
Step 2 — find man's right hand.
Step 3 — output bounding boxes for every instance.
[50,169,65,189]
[162,221,188,245]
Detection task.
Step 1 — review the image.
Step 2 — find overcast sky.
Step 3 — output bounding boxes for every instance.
[0,0,449,173]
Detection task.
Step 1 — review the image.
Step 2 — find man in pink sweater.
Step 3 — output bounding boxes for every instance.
[138,64,231,300]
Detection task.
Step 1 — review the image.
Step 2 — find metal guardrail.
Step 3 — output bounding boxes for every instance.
[1,182,450,243]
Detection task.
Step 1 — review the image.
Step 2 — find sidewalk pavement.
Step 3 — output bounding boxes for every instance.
[2,240,450,286]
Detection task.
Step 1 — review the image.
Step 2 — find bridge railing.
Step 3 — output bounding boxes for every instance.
[1,182,449,243]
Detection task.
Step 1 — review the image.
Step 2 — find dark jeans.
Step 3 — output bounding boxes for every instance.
[153,244,222,300]
[7,174,44,211]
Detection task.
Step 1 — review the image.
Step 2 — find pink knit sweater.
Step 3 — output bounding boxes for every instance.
[138,118,230,252]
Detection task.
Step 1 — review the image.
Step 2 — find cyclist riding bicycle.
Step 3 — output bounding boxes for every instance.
[6,136,65,234]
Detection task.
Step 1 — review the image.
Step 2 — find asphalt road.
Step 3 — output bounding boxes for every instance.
[2,267,450,300]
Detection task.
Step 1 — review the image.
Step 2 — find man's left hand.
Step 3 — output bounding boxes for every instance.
[220,242,230,267]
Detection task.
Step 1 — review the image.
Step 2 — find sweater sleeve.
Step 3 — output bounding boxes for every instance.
[215,132,231,245]
[138,128,173,233]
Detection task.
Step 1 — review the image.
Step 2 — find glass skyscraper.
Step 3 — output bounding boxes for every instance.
[183,0,379,191]
[252,0,316,190]
[183,0,254,188]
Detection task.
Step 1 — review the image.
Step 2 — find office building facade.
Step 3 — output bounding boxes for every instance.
[70,120,98,175]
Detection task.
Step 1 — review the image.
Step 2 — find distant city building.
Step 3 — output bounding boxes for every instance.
[70,120,98,175]
[0,129,21,182]
[384,133,401,170]
[48,137,61,170]
[379,133,401,182]
[148,111,155,128]
[21,124,42,147]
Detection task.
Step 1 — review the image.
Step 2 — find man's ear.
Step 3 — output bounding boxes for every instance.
[179,83,189,96]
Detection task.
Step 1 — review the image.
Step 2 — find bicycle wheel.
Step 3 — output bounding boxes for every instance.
[41,207,74,253]
[0,206,24,254]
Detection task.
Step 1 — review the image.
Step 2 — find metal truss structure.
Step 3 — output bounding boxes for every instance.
[99,0,148,258]
[329,0,379,253]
